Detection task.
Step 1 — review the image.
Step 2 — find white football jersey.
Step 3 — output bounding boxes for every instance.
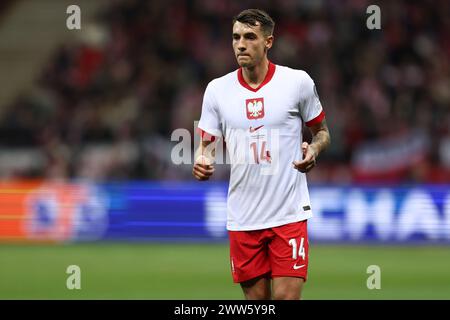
[198,62,325,231]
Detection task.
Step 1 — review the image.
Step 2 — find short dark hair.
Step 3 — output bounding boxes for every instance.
[232,9,275,36]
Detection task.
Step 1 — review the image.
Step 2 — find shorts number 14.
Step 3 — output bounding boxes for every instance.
[289,237,306,260]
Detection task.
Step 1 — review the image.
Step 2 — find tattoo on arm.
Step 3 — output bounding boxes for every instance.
[309,120,331,157]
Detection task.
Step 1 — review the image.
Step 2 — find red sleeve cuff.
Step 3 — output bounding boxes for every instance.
[305,111,325,127]
[196,128,217,142]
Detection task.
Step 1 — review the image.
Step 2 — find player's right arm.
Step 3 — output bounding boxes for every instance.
[192,139,216,181]
[194,80,221,181]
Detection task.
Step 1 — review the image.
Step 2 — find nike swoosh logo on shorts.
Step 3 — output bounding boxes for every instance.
[249,125,264,132]
[293,263,306,270]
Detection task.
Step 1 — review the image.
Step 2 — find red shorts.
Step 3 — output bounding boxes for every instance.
[228,220,309,283]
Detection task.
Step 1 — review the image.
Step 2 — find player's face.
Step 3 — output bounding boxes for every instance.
[232,21,273,68]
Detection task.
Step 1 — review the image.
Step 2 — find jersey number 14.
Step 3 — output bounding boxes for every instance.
[250,141,271,164]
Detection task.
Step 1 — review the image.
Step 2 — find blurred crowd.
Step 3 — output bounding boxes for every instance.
[0,0,449,183]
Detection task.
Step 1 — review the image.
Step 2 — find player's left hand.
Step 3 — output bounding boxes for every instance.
[292,142,317,173]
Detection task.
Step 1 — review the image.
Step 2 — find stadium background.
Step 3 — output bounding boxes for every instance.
[0,0,449,299]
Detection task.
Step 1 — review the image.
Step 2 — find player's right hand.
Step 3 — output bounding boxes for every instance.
[193,155,215,181]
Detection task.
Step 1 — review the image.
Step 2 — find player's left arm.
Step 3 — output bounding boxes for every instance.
[293,119,330,173]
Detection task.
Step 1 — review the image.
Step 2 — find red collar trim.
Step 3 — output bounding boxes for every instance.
[237,62,276,92]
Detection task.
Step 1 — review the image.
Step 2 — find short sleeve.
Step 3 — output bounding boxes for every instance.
[197,81,222,140]
[299,72,325,127]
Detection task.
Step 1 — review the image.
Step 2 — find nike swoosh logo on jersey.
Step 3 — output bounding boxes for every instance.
[249,125,264,132]
[293,263,306,270]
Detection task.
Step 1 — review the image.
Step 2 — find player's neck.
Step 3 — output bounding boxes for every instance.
[241,58,270,89]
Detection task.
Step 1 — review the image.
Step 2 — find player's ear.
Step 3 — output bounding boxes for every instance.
[265,35,274,50]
